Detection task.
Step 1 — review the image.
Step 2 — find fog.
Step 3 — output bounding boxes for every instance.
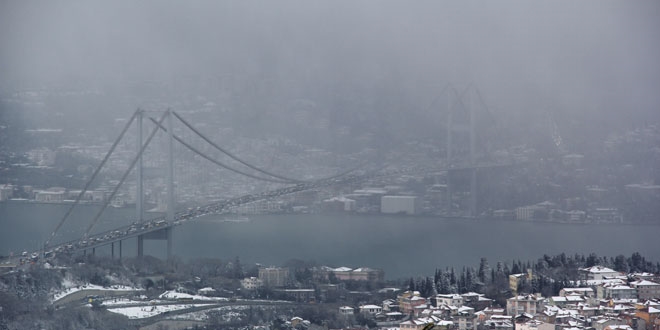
[2,1,659,130]
[2,3,660,318]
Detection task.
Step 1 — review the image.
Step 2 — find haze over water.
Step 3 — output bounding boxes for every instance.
[2,202,659,279]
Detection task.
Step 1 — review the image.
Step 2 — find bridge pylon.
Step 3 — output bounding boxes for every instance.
[137,109,175,260]
[445,85,480,217]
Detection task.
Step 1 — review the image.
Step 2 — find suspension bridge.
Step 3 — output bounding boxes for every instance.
[11,84,519,262]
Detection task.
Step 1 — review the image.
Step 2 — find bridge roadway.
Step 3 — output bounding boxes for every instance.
[44,168,383,257]
[36,161,516,259]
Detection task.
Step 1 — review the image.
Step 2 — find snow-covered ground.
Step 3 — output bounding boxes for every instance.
[52,283,142,302]
[158,290,229,302]
[107,304,208,319]
[167,305,250,322]
[101,298,164,307]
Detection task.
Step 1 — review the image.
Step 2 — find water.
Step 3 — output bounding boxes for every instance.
[2,201,659,279]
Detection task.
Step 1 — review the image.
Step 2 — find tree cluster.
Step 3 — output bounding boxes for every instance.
[408,252,660,307]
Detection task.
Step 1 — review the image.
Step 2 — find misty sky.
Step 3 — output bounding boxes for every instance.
[1,1,659,125]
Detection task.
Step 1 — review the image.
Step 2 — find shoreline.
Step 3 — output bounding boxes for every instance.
[2,199,657,226]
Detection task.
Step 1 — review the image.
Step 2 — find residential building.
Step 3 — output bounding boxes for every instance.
[322,196,356,212]
[273,289,314,302]
[0,184,13,201]
[630,280,660,300]
[26,148,56,166]
[457,306,477,330]
[350,267,385,281]
[560,288,595,298]
[258,267,289,287]
[566,210,587,222]
[359,304,382,315]
[241,277,263,290]
[517,319,555,330]
[400,316,452,330]
[593,317,628,330]
[515,205,544,220]
[509,271,532,293]
[381,195,420,215]
[35,187,67,202]
[506,294,544,316]
[317,266,384,281]
[549,295,585,307]
[588,208,623,223]
[399,291,427,314]
[634,306,660,330]
[604,326,634,330]
[483,317,514,330]
[580,266,621,281]
[383,299,398,312]
[597,283,637,300]
[433,294,464,308]
[461,292,493,311]
[339,306,354,316]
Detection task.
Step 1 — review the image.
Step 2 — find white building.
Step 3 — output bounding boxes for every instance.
[359,304,382,315]
[559,287,595,298]
[518,319,555,330]
[506,294,544,316]
[629,280,660,300]
[597,283,637,300]
[241,277,263,290]
[258,267,289,287]
[381,195,419,215]
[580,266,621,280]
[515,205,544,220]
[35,187,67,202]
[0,184,13,201]
[339,306,354,315]
[434,294,464,308]
[26,148,56,166]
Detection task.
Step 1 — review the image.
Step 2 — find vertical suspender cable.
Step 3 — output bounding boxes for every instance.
[172,111,304,183]
[83,112,167,237]
[45,109,139,248]
[148,117,293,183]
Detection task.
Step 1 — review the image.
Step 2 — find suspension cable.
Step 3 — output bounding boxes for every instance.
[473,87,495,119]
[424,83,453,114]
[83,112,167,237]
[45,109,139,247]
[450,83,472,114]
[172,111,305,183]
[148,117,294,184]
[174,111,366,181]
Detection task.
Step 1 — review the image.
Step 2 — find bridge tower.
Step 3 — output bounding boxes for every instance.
[136,109,175,259]
[166,108,174,259]
[446,86,478,217]
[137,109,144,257]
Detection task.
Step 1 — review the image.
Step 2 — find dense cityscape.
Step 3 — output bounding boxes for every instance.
[2,1,660,330]
[1,84,659,224]
[1,78,659,330]
[1,250,660,330]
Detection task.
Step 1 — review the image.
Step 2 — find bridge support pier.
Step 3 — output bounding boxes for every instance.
[136,228,172,259]
[470,168,477,217]
[137,235,144,257]
[92,247,95,256]
[119,240,122,259]
[167,227,173,260]
[111,242,114,259]
[446,171,453,213]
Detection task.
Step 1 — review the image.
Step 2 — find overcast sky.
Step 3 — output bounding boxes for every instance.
[1,1,659,124]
